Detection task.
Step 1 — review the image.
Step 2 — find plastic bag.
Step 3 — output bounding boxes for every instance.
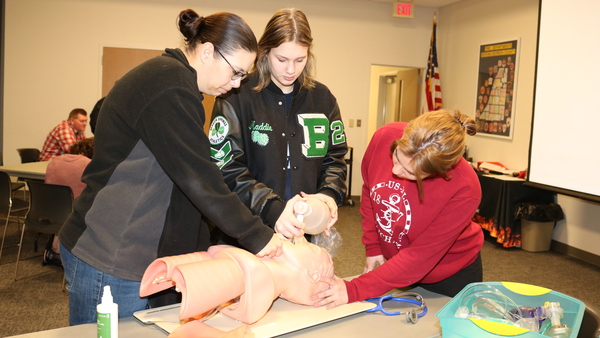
[311,226,343,258]
[514,203,564,222]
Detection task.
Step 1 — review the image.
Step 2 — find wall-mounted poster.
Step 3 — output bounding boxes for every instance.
[474,39,519,139]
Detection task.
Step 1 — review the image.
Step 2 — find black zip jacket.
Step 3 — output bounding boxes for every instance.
[60,49,274,280]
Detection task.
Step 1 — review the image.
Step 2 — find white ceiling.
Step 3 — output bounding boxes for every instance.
[365,0,463,8]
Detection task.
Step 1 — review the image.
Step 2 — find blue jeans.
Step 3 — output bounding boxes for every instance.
[61,243,149,325]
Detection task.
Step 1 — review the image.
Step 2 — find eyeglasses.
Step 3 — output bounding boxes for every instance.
[215,49,248,81]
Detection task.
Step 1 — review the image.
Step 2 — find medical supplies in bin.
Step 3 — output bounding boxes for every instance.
[435,282,585,338]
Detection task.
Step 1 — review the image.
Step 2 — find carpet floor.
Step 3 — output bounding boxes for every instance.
[1,197,598,337]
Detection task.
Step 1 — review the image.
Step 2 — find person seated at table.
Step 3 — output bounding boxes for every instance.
[38,108,88,161]
[312,109,484,309]
[42,137,94,266]
[139,235,334,337]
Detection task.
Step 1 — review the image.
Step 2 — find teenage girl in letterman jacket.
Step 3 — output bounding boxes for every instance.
[209,8,347,240]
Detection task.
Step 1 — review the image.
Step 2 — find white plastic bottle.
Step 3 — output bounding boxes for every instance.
[97,285,119,338]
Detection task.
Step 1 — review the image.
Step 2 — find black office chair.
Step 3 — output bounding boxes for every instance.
[0,152,26,194]
[15,148,42,198]
[14,180,73,280]
[0,171,29,260]
[16,148,41,163]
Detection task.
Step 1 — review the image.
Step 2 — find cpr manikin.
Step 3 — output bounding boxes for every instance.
[139,235,334,338]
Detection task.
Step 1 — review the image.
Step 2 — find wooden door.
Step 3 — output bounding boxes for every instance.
[102,47,163,97]
[102,47,214,133]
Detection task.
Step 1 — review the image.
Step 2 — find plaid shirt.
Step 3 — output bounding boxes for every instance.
[38,120,86,161]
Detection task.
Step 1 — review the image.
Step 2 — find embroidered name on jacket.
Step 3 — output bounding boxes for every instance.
[248,121,273,146]
[370,180,412,249]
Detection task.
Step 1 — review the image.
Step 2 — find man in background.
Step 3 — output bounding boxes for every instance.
[39,108,87,161]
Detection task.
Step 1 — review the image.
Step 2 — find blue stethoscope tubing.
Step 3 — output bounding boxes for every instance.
[364,292,428,323]
[365,296,428,317]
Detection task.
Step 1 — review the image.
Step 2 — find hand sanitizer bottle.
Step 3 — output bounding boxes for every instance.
[97,285,118,338]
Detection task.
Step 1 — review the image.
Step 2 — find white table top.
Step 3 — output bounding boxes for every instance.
[0,161,49,180]
[7,287,449,338]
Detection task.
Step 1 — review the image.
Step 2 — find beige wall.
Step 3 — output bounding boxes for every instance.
[4,0,599,255]
[440,0,600,256]
[3,0,438,195]
[440,0,538,170]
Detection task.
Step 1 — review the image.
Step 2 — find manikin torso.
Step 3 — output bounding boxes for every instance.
[139,236,334,337]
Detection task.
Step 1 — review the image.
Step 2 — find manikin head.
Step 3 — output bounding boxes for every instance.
[270,236,334,304]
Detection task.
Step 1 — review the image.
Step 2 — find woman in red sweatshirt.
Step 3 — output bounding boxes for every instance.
[313,109,483,309]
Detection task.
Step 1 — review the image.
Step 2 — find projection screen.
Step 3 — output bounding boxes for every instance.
[528,0,600,203]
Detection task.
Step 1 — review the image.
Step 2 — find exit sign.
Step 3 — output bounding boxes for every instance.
[393,2,414,18]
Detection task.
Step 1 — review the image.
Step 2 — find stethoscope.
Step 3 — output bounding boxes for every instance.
[364,292,428,324]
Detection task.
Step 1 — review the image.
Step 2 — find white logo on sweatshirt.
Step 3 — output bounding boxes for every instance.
[370,180,412,249]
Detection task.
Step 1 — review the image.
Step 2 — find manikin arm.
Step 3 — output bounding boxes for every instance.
[139,251,212,297]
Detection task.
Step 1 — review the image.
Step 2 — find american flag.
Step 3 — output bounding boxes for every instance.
[425,19,442,112]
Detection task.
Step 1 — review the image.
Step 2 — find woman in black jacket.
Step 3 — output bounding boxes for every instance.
[59,9,284,325]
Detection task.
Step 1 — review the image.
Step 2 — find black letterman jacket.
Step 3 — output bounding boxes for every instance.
[209,73,348,228]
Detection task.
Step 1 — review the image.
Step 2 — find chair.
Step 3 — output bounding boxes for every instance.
[15,148,41,198]
[14,180,73,280]
[16,148,41,163]
[0,171,29,259]
[0,152,26,194]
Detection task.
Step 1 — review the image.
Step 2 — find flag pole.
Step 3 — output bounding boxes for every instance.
[424,11,442,113]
